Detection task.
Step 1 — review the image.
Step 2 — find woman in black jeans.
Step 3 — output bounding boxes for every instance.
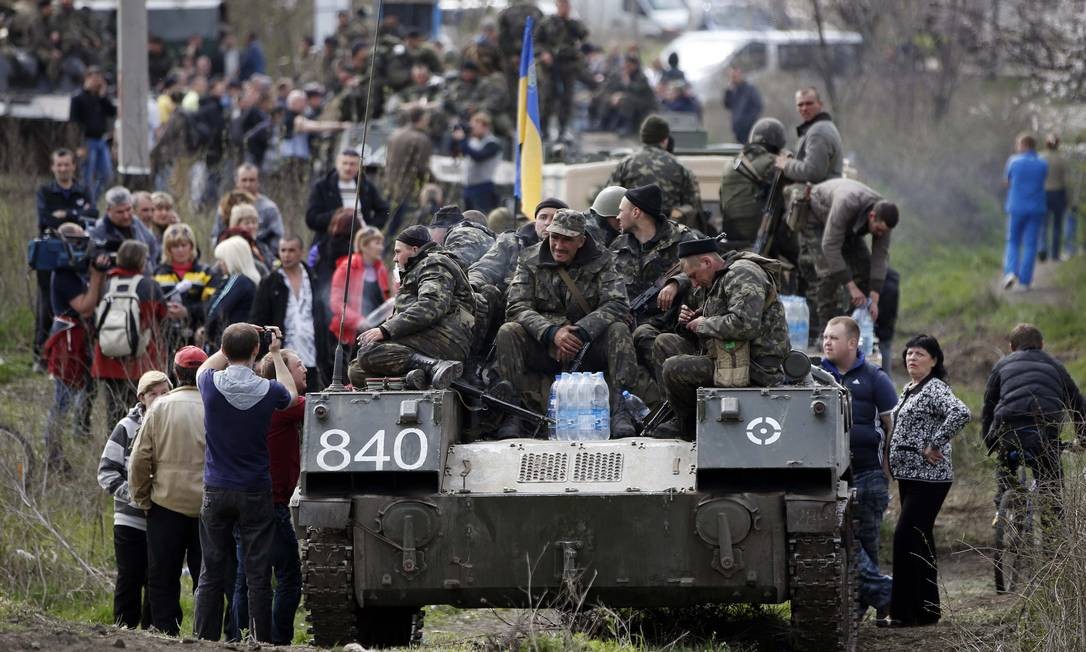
[881,334,971,627]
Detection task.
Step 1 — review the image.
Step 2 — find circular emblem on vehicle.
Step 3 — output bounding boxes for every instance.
[745,417,783,445]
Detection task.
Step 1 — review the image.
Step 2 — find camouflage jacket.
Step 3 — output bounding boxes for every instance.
[444,220,497,269]
[607,146,704,229]
[507,237,629,344]
[468,223,539,292]
[381,242,476,341]
[498,2,544,59]
[691,252,789,376]
[534,15,588,63]
[719,144,776,248]
[610,220,696,327]
[444,78,485,122]
[334,70,385,122]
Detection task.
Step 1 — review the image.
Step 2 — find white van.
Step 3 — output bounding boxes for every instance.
[662,29,863,100]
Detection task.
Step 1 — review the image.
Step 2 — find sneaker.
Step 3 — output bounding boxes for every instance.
[1001,273,1017,290]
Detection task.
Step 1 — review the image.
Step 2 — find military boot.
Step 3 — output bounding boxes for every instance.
[649,417,685,440]
[405,353,464,389]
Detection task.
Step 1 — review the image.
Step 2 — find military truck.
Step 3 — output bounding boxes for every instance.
[294,360,860,651]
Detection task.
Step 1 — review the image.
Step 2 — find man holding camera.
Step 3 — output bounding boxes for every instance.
[193,324,296,643]
[33,148,100,371]
[89,186,161,275]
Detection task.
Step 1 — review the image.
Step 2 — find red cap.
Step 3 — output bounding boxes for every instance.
[174,345,209,369]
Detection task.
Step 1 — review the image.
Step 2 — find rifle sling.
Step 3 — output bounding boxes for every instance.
[556,267,593,317]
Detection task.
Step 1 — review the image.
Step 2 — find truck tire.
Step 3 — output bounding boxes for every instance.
[302,527,358,647]
[788,495,859,652]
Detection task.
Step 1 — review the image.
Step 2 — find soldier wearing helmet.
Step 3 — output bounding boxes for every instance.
[719,117,788,253]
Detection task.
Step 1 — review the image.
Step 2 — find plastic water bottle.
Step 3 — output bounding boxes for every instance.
[781,295,809,351]
[547,374,560,440]
[852,302,875,358]
[575,373,595,441]
[590,372,610,439]
[556,372,574,441]
[620,391,650,429]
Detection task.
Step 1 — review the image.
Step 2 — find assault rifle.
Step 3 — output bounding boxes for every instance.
[752,168,785,256]
[629,231,729,316]
[450,380,553,438]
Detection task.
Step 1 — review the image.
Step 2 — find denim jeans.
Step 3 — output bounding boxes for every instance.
[1004,212,1045,286]
[83,137,112,203]
[231,504,302,645]
[193,487,275,642]
[853,469,892,611]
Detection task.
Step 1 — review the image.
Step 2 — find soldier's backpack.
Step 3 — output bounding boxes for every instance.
[95,275,150,359]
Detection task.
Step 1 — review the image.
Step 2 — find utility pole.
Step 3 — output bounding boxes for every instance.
[117,0,151,186]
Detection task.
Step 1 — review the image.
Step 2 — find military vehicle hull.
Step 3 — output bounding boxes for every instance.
[297,384,857,650]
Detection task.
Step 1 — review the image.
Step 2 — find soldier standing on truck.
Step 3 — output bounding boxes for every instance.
[774,87,843,184]
[610,184,698,407]
[494,210,639,438]
[653,239,789,438]
[803,178,898,343]
[534,0,591,141]
[498,0,543,101]
[718,118,787,253]
[606,115,707,235]
[348,225,474,390]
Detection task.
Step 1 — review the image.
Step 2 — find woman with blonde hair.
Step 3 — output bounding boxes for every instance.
[329,227,396,349]
[153,223,217,349]
[203,236,260,349]
[149,191,180,242]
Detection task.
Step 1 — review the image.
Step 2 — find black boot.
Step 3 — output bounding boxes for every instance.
[405,353,463,389]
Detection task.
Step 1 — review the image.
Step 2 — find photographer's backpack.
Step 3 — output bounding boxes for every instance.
[96,275,149,358]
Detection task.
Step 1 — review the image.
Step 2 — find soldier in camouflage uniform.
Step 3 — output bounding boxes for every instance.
[606,115,708,235]
[444,60,486,125]
[426,205,497,269]
[469,198,566,352]
[585,185,625,247]
[349,225,475,389]
[719,117,787,253]
[594,54,655,135]
[610,184,698,407]
[534,0,591,139]
[497,0,543,100]
[333,43,384,123]
[655,240,790,438]
[385,30,443,92]
[334,10,370,54]
[496,210,638,437]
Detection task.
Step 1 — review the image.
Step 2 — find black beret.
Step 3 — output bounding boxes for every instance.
[534,197,569,216]
[677,238,719,258]
[396,224,432,247]
[430,205,464,228]
[624,184,663,221]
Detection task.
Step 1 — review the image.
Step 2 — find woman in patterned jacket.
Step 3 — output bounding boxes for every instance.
[881,334,971,628]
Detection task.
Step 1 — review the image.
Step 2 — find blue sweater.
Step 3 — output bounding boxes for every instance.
[821,352,898,473]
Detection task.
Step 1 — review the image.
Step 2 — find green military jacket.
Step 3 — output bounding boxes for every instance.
[468,223,538,293]
[607,146,705,232]
[381,242,476,343]
[609,219,696,327]
[690,252,789,384]
[507,237,629,344]
[444,78,485,122]
[719,144,776,249]
[444,220,497,269]
[534,15,589,63]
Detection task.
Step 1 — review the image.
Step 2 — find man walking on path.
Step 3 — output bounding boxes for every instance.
[1002,133,1048,291]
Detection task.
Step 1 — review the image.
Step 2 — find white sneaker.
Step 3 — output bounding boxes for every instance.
[1001,273,1017,290]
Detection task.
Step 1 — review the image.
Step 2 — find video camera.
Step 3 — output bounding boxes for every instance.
[27,231,118,273]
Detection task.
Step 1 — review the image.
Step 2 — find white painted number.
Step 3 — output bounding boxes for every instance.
[355,430,391,468]
[316,429,351,471]
[315,428,429,471]
[394,428,428,470]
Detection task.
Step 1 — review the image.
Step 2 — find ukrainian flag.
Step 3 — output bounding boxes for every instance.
[515,17,543,216]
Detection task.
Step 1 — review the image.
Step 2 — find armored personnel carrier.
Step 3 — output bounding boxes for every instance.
[295,365,858,650]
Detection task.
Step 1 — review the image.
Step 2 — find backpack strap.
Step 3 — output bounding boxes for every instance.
[556,267,593,317]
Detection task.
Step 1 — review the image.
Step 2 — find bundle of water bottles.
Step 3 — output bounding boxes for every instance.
[547,372,611,441]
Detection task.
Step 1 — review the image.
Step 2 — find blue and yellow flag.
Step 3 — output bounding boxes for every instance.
[515,16,543,216]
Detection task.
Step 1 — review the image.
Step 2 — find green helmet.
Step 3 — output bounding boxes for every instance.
[749,118,786,153]
[591,186,627,218]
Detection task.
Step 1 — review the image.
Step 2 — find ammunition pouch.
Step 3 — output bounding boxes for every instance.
[708,339,750,388]
[784,184,812,232]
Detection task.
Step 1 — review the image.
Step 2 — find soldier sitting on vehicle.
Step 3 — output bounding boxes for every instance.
[653,239,789,439]
[494,210,639,438]
[426,205,497,269]
[348,225,475,389]
[610,183,698,408]
[585,185,625,247]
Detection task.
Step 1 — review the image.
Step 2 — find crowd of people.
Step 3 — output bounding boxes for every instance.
[20,3,1086,645]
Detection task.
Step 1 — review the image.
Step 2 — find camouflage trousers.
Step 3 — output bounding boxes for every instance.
[348,332,468,387]
[539,62,587,133]
[495,321,640,414]
[798,217,872,345]
[631,324,686,408]
[661,354,714,432]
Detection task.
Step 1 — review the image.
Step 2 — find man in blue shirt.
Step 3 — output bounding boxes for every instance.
[193,323,296,643]
[821,316,898,620]
[1002,133,1048,291]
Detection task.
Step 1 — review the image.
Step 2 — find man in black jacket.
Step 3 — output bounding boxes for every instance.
[305,149,389,250]
[982,323,1086,531]
[250,236,330,391]
[33,148,99,369]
